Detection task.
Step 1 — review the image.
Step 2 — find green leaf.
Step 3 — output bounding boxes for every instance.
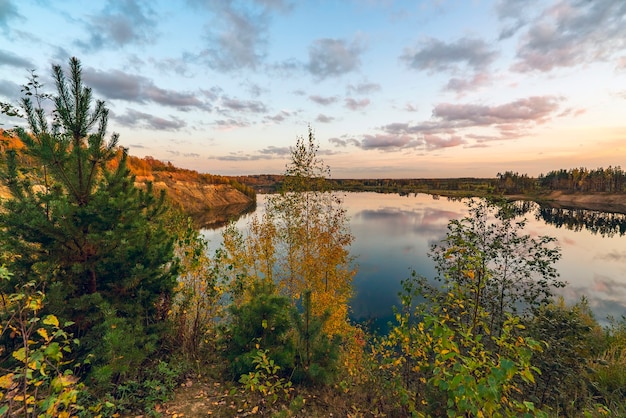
[521,368,535,384]
[44,342,62,362]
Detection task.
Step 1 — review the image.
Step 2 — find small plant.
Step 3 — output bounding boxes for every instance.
[239,345,293,405]
[0,265,87,417]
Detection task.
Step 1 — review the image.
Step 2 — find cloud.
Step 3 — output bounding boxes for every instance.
[269,58,301,76]
[244,82,266,97]
[513,0,626,72]
[213,118,250,129]
[431,96,561,126]
[190,0,291,71]
[590,274,626,297]
[307,38,364,79]
[200,86,223,101]
[265,110,294,123]
[214,144,290,161]
[0,0,20,31]
[76,0,157,51]
[82,67,209,110]
[329,136,360,147]
[356,96,564,152]
[0,49,33,69]
[361,134,417,150]
[215,143,336,161]
[316,114,335,123]
[345,97,370,111]
[151,57,194,77]
[495,0,538,39]
[0,79,21,98]
[595,250,626,262]
[400,37,497,73]
[347,82,381,95]
[259,145,290,156]
[404,103,419,112]
[309,95,339,106]
[221,97,267,113]
[423,134,466,150]
[114,109,186,131]
[254,0,293,11]
[443,72,492,94]
[214,153,263,161]
[168,150,201,158]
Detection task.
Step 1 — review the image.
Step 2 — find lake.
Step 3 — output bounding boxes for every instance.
[202,192,626,330]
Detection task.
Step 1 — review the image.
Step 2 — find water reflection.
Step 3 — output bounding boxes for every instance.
[192,201,256,229]
[348,194,626,329]
[341,194,466,331]
[536,206,626,237]
[201,193,626,330]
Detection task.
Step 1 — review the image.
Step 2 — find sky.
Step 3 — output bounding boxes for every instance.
[0,0,625,178]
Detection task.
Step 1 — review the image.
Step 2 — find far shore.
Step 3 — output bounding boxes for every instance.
[411,189,626,214]
[502,191,626,214]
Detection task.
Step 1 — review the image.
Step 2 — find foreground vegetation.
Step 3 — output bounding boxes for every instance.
[1,58,625,417]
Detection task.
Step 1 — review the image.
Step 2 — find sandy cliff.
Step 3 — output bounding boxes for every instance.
[136,173,255,227]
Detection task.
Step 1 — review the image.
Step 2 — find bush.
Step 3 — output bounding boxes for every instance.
[0,266,87,417]
[223,280,296,379]
[375,277,544,417]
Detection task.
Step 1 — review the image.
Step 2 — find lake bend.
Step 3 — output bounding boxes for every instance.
[202,192,626,331]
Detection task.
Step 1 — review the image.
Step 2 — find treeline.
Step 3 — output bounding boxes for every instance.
[234,174,498,195]
[539,166,626,193]
[237,168,626,197]
[229,174,285,193]
[498,167,626,194]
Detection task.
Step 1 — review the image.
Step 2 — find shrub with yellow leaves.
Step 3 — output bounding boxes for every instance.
[0,265,89,417]
[374,276,545,417]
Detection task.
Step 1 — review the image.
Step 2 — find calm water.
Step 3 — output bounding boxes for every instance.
[202,192,626,329]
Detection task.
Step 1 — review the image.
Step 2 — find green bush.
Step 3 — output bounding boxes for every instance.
[375,277,544,417]
[223,279,296,379]
[291,290,341,385]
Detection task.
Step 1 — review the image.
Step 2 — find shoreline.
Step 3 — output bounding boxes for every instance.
[503,191,626,214]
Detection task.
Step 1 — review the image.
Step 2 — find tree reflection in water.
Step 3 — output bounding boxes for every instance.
[479,198,626,237]
[536,206,626,237]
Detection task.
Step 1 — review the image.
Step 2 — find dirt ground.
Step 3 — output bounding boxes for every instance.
[158,377,253,417]
[158,377,330,418]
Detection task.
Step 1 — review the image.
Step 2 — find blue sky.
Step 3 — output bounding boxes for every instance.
[1,0,625,178]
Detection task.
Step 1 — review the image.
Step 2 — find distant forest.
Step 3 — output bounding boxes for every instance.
[233,166,626,195]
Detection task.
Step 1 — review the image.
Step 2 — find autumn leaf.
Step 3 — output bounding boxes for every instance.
[43,314,59,327]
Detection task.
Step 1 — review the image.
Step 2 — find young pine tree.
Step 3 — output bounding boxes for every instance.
[0,57,178,385]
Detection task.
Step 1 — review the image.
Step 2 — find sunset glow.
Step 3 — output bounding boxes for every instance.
[0,0,625,178]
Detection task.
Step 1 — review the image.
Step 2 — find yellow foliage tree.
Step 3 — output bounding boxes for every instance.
[222,127,355,336]
[168,214,225,360]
